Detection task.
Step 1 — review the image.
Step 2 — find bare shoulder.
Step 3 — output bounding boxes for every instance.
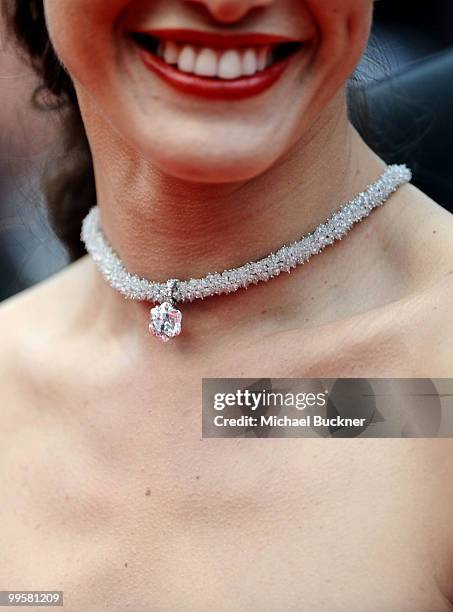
[381,181,453,269]
[281,180,453,377]
[360,181,453,374]
[378,179,453,319]
[0,257,85,335]
[0,258,89,394]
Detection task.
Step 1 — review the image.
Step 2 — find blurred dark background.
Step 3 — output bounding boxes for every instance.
[1,0,453,302]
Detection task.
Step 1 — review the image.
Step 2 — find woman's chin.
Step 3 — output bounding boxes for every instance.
[147,148,279,184]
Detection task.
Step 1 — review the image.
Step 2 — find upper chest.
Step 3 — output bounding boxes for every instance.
[2,418,453,611]
[1,297,453,610]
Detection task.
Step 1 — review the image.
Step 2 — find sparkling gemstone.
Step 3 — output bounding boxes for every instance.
[149,302,182,342]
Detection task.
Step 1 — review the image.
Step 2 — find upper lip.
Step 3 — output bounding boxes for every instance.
[129,28,302,49]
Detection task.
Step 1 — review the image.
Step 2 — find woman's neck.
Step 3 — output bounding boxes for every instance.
[85,97,382,284]
[79,95,388,345]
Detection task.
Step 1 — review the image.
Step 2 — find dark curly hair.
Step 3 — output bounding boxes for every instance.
[4,0,95,261]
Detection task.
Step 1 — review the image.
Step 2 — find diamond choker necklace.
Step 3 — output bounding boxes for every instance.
[81,164,411,342]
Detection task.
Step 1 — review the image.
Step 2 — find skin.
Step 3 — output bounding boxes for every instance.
[1,0,453,609]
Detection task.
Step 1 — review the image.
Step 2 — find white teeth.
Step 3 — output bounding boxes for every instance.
[163,40,180,65]
[242,48,257,76]
[178,45,196,73]
[194,48,218,77]
[218,49,242,80]
[159,40,275,79]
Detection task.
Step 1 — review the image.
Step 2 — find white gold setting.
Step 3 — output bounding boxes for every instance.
[81,164,412,341]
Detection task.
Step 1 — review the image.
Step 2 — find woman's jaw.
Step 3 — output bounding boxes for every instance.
[44,0,373,184]
[116,3,319,183]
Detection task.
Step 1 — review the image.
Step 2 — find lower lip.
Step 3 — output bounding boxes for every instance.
[138,49,293,100]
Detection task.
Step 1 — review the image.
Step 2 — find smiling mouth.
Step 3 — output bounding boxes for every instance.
[129,29,304,100]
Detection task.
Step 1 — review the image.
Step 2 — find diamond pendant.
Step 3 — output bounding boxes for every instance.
[149,301,182,342]
[148,279,182,342]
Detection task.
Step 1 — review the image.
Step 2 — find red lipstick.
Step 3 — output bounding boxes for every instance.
[135,28,301,48]
[130,29,302,101]
[139,50,292,100]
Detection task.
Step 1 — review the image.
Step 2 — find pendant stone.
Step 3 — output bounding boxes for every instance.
[149,302,182,342]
